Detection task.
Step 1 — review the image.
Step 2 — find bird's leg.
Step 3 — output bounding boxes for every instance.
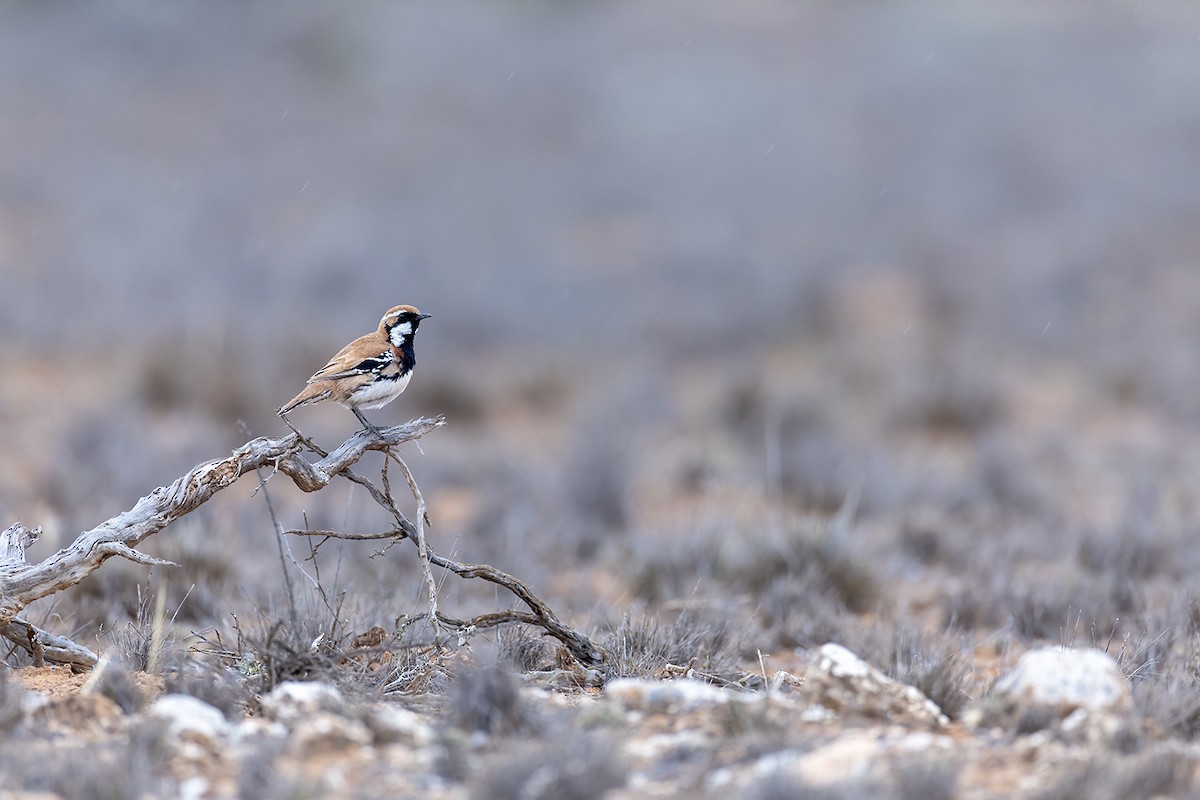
[279,412,329,457]
[352,406,383,435]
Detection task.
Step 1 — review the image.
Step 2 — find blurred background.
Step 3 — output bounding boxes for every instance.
[4,0,1200,668]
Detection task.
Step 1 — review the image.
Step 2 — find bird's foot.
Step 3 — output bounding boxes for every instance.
[352,407,384,436]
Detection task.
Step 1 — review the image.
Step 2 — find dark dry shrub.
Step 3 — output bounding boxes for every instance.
[468,734,625,800]
[892,754,961,800]
[0,669,25,733]
[1075,524,1181,581]
[868,624,974,720]
[137,336,262,424]
[1012,577,1140,642]
[779,430,867,516]
[632,515,878,618]
[92,660,147,714]
[449,662,538,737]
[151,532,244,624]
[228,601,359,694]
[236,738,323,800]
[1134,670,1200,740]
[1014,705,1058,736]
[946,573,1140,642]
[498,626,553,673]
[758,584,863,650]
[599,611,740,681]
[890,350,1002,439]
[747,770,884,800]
[407,373,487,425]
[8,725,170,800]
[1033,748,1196,800]
[566,422,632,545]
[164,657,251,719]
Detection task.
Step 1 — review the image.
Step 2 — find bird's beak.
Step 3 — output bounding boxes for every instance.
[418,313,432,320]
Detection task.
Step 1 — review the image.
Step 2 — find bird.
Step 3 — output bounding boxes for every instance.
[278,305,431,432]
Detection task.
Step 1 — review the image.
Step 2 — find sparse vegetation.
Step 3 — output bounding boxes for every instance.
[4,2,1200,798]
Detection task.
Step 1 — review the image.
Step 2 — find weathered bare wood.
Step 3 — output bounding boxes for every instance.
[0,417,445,627]
[1,412,607,671]
[0,523,40,567]
[392,455,440,633]
[0,618,98,670]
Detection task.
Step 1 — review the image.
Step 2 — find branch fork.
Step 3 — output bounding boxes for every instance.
[1,415,606,670]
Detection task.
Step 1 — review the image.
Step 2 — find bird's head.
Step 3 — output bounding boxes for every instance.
[380,305,431,348]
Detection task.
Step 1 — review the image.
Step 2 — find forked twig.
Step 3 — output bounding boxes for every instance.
[390,454,440,639]
[1,414,606,670]
[0,418,444,636]
[285,523,606,666]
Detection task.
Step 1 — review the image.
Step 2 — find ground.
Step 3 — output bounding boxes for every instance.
[5,3,1200,797]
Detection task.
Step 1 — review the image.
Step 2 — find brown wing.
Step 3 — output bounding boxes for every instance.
[307,334,394,382]
[279,333,393,414]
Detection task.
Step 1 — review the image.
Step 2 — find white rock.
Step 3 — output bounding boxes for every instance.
[990,647,1132,716]
[624,730,713,763]
[289,712,373,758]
[260,681,347,726]
[711,730,955,793]
[231,717,289,744]
[366,704,436,747]
[148,694,230,742]
[178,777,210,800]
[805,644,949,728]
[604,678,753,712]
[760,734,885,787]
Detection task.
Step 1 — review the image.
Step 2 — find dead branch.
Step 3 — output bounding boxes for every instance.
[391,455,440,635]
[285,525,606,666]
[1,523,40,566]
[0,418,443,629]
[2,414,606,670]
[0,619,98,671]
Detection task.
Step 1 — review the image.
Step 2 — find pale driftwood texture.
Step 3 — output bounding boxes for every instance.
[0,418,444,626]
[1,523,40,567]
[0,620,97,670]
[1,415,606,669]
[1,523,99,669]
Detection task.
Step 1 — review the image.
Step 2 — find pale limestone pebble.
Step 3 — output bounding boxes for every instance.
[707,730,954,793]
[259,680,348,727]
[805,644,949,728]
[604,677,757,713]
[989,647,1132,715]
[757,735,888,787]
[799,704,838,723]
[288,711,373,758]
[230,716,288,744]
[622,730,713,765]
[177,776,211,800]
[18,690,49,716]
[365,703,437,747]
[147,694,231,760]
[1059,706,1124,746]
[965,646,1133,737]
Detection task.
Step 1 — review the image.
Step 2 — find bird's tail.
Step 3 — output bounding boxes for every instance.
[278,385,331,416]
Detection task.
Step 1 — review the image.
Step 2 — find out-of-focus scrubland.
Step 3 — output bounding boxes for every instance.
[5,2,1200,795]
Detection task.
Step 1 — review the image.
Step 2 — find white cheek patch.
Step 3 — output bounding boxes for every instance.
[389,321,413,346]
